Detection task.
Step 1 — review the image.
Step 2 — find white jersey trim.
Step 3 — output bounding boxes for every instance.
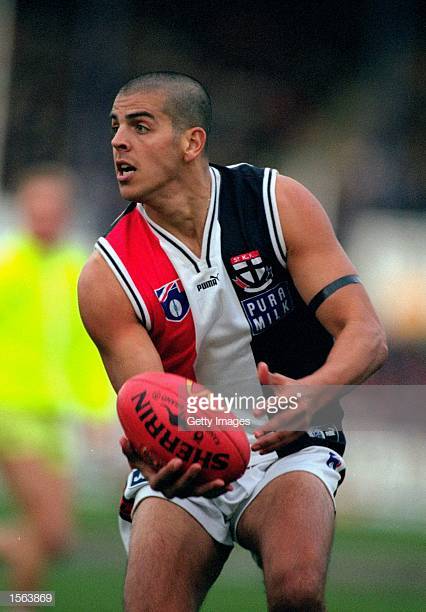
[262,168,287,267]
[203,166,220,266]
[137,206,201,273]
[226,162,253,169]
[95,237,152,331]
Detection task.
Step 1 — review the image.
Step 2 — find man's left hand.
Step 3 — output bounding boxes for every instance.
[251,362,309,454]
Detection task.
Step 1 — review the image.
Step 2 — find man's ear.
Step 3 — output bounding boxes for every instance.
[182,127,207,162]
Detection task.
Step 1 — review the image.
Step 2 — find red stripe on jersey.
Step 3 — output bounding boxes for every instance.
[105,207,197,380]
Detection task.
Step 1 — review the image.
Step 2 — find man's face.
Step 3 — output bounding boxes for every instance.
[18,176,71,245]
[110,89,184,202]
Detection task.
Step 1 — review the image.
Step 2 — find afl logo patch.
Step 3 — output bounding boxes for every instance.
[155,279,190,322]
[230,250,273,293]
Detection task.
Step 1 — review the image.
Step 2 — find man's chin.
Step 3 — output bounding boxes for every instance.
[118,184,140,202]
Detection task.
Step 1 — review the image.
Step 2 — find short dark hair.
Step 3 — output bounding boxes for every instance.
[118,71,212,146]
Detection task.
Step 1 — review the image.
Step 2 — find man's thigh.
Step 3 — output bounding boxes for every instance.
[125,497,231,612]
[236,470,335,609]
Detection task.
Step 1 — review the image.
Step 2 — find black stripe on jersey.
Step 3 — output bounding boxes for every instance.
[205,170,217,268]
[266,170,287,264]
[104,202,137,237]
[146,223,201,273]
[96,240,147,326]
[308,274,361,313]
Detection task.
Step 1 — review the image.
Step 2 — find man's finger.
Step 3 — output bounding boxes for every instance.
[149,458,185,490]
[193,479,233,499]
[119,436,150,470]
[253,407,309,435]
[158,463,203,497]
[257,362,296,387]
[252,430,304,454]
[251,431,280,451]
[257,361,271,385]
[119,437,163,476]
[119,435,136,458]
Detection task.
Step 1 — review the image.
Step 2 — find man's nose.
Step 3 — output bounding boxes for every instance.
[112,127,130,150]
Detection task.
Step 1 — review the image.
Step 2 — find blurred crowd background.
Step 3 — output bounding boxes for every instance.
[1,1,425,353]
[0,1,425,610]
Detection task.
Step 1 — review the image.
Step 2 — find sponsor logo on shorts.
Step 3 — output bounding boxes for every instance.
[326,452,342,470]
[129,469,146,488]
[308,427,326,439]
[308,426,340,442]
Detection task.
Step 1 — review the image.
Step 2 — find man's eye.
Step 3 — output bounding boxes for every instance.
[111,125,119,135]
[136,124,149,133]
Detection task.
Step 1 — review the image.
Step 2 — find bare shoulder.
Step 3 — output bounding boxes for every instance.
[275,175,336,253]
[78,250,117,294]
[78,251,136,347]
[276,174,319,200]
[78,252,163,391]
[273,174,359,306]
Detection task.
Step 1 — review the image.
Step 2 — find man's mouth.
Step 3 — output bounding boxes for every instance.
[116,162,137,182]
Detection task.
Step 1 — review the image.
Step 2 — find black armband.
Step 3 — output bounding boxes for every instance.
[308,274,361,313]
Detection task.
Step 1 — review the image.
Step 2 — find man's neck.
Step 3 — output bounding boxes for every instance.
[143,163,212,257]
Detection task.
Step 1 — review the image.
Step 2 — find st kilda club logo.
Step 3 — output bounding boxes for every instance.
[131,391,229,471]
[230,250,273,293]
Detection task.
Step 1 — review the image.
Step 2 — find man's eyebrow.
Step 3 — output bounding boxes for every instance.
[110,111,155,121]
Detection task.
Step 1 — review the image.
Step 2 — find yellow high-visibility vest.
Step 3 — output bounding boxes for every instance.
[0,234,113,420]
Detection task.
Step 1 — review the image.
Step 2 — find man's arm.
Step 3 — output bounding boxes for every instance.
[78,252,231,497]
[78,252,164,393]
[253,175,388,452]
[277,175,388,386]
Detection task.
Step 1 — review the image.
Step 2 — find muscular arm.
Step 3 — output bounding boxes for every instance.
[253,176,388,452]
[78,252,230,496]
[78,251,163,393]
[277,175,388,385]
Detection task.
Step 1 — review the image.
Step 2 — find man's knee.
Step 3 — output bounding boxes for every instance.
[266,564,326,612]
[42,532,72,558]
[34,518,73,559]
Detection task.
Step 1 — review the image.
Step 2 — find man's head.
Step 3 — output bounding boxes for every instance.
[118,72,212,148]
[111,72,212,201]
[15,164,74,246]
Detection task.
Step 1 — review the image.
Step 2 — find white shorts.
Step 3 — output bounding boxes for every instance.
[119,445,346,551]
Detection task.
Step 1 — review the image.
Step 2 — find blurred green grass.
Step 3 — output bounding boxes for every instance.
[1,504,425,611]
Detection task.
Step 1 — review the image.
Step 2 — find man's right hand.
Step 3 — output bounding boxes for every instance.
[120,436,232,499]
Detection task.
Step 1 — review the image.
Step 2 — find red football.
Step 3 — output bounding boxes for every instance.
[117,371,250,484]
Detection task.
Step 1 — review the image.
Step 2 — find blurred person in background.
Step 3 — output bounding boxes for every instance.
[0,164,113,592]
